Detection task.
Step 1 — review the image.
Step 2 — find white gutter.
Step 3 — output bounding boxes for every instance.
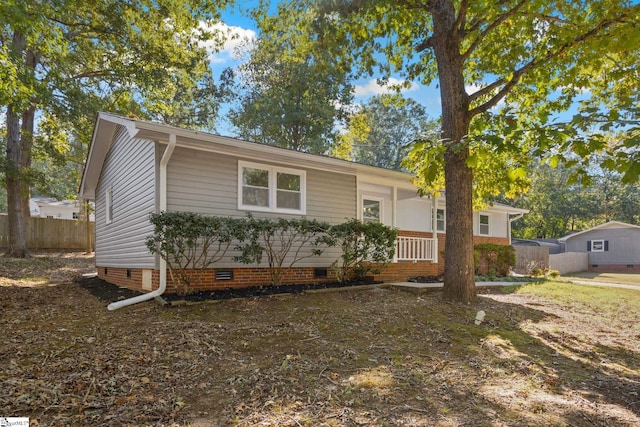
[107,134,176,311]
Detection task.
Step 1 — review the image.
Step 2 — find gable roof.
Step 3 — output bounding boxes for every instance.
[78,112,528,215]
[558,221,640,242]
[79,112,415,199]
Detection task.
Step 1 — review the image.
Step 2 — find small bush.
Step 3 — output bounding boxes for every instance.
[146,212,250,295]
[545,269,560,278]
[323,219,397,283]
[530,267,544,277]
[474,243,515,276]
[233,215,331,286]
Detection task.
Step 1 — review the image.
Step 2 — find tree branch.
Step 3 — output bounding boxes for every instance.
[469,14,632,117]
[454,0,469,38]
[461,0,528,61]
[415,36,433,52]
[71,70,111,79]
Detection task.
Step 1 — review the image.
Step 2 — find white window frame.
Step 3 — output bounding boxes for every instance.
[105,187,113,224]
[479,213,490,236]
[361,196,384,224]
[238,161,306,214]
[591,239,605,252]
[436,208,445,232]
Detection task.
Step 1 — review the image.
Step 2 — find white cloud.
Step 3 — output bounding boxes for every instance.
[197,21,256,63]
[466,83,505,110]
[354,78,419,97]
[465,83,484,96]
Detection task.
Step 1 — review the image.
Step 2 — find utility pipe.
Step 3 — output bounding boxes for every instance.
[108,134,176,311]
[507,212,525,245]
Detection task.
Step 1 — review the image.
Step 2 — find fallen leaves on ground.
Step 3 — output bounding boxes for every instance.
[1,253,639,426]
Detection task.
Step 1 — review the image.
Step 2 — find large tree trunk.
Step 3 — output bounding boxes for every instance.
[4,31,31,258]
[5,106,30,258]
[20,105,36,219]
[431,0,476,303]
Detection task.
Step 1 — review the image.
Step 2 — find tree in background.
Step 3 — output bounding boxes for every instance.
[333,94,438,171]
[0,0,233,257]
[511,162,640,239]
[230,3,353,153]
[156,68,236,132]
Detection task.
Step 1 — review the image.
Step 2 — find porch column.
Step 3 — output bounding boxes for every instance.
[432,195,439,263]
[392,186,397,262]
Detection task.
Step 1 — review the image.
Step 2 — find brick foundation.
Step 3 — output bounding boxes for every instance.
[98,266,341,294]
[97,234,511,293]
[588,264,640,273]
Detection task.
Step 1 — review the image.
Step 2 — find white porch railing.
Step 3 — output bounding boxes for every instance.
[395,236,435,261]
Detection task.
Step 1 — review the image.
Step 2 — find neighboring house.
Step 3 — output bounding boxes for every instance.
[29,197,95,221]
[558,221,640,272]
[79,113,528,294]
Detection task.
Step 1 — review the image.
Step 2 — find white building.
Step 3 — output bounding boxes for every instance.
[29,197,95,221]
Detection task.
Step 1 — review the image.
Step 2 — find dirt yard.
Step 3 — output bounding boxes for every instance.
[1,252,639,426]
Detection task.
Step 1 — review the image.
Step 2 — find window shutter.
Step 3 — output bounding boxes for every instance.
[587,240,591,251]
[604,240,609,251]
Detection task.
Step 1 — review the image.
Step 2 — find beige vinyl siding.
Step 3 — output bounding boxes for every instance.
[473,211,508,238]
[166,147,356,267]
[95,127,156,268]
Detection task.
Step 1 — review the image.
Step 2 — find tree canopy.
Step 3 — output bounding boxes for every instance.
[230,3,353,153]
[333,94,439,171]
[1,0,233,256]
[511,161,640,239]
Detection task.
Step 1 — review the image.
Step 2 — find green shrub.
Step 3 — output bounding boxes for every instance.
[474,243,515,276]
[545,268,560,278]
[146,212,250,295]
[233,216,331,286]
[323,219,397,283]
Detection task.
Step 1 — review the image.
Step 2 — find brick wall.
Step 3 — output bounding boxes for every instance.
[97,234,512,292]
[589,264,640,273]
[98,265,339,293]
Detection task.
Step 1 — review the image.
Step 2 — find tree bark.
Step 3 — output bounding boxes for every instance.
[20,105,36,219]
[430,0,476,302]
[4,31,31,258]
[5,106,30,258]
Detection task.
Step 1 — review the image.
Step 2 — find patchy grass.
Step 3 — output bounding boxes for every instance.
[510,281,640,317]
[1,254,639,426]
[559,272,640,287]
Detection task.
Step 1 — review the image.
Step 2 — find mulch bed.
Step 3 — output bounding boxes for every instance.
[76,275,381,304]
[408,275,443,283]
[77,276,143,302]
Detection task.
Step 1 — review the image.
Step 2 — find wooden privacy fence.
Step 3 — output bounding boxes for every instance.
[513,246,549,274]
[0,215,94,250]
[549,252,588,275]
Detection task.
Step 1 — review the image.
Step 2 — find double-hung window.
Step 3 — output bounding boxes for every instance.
[436,208,445,232]
[105,187,113,224]
[362,198,382,223]
[238,161,306,214]
[589,240,608,252]
[479,213,490,236]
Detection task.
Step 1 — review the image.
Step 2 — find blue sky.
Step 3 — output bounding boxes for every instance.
[207,5,443,136]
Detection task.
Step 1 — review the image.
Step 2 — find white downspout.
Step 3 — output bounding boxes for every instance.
[432,194,438,264]
[508,212,525,245]
[108,134,176,311]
